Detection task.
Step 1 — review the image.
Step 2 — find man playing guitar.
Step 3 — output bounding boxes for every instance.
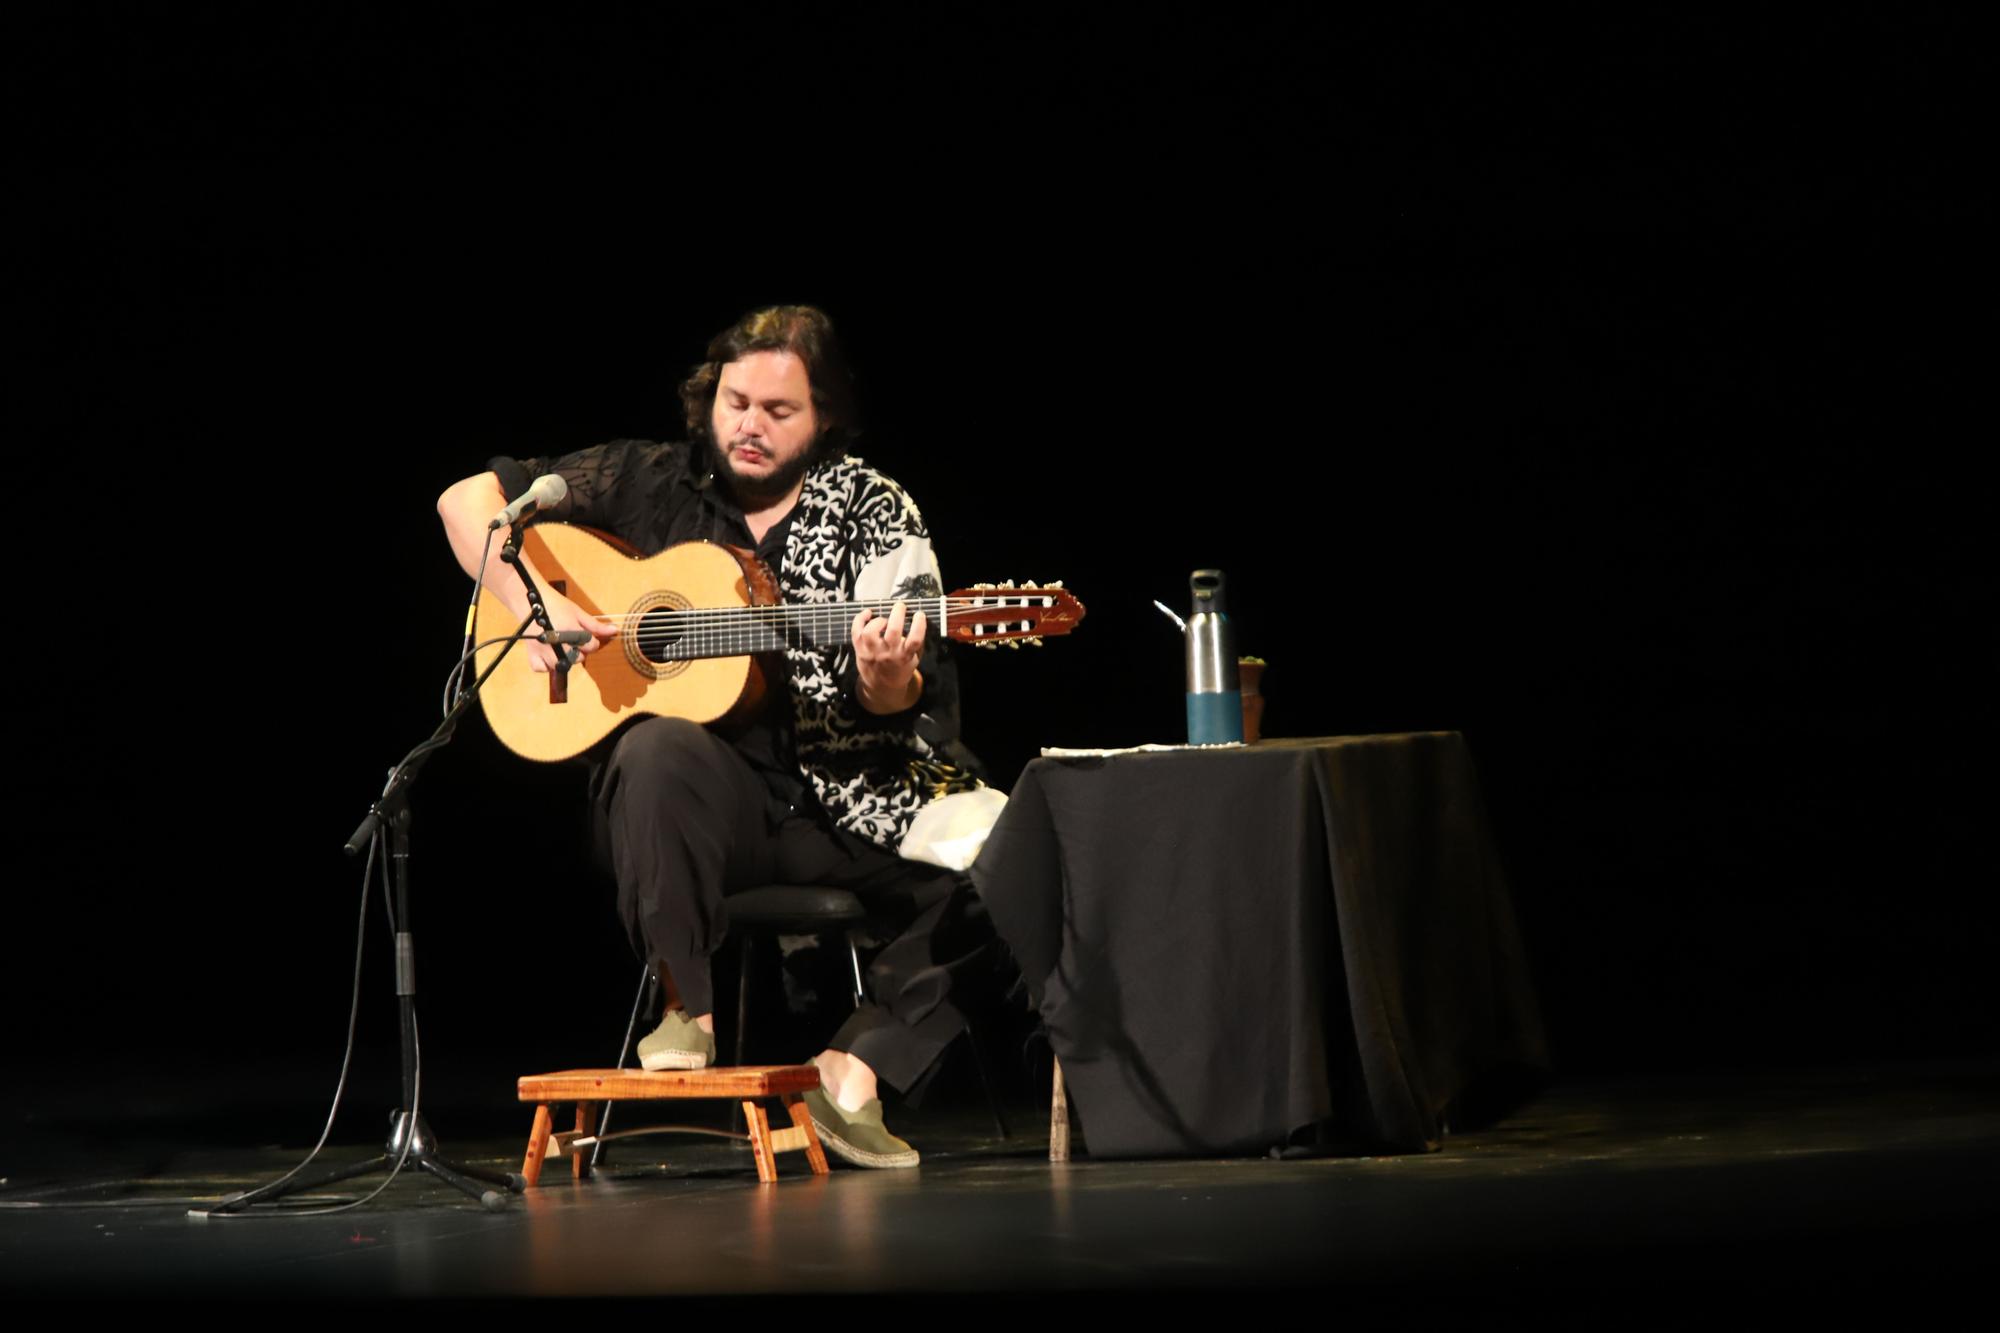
[437,306,997,1168]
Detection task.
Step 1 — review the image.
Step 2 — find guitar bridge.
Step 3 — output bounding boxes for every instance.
[549,579,569,705]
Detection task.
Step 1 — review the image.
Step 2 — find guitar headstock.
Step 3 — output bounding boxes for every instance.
[945,581,1087,649]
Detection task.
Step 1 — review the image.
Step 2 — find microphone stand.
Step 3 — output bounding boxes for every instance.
[504,524,581,689]
[203,527,562,1215]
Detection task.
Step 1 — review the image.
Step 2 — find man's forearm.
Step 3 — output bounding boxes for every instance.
[437,471,534,618]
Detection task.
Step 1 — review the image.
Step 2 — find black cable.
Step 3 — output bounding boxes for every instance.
[209,831,423,1218]
[180,834,383,1217]
[443,528,499,714]
[185,588,533,1216]
[439,634,535,720]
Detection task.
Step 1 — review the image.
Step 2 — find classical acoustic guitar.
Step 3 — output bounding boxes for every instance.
[474,525,1087,762]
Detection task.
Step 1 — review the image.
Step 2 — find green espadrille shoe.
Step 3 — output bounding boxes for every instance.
[636,1011,716,1071]
[802,1086,920,1168]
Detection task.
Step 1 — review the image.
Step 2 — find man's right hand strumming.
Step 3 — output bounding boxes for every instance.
[517,589,618,673]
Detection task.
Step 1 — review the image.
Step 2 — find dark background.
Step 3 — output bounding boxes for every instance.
[11,8,1989,1129]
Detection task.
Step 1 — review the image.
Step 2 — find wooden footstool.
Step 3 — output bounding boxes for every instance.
[518,1065,828,1185]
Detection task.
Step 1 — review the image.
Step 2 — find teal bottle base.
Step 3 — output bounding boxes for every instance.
[1186,691,1244,746]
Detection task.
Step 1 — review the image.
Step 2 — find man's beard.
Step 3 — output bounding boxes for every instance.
[703,429,819,505]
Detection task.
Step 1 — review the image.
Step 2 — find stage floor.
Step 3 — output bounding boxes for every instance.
[4,1062,1995,1304]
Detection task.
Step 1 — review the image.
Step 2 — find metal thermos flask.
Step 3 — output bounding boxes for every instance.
[1185,570,1243,745]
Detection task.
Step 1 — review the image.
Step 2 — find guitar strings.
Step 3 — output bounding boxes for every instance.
[616,601,1057,645]
[477,596,1070,660]
[563,596,1065,629]
[564,600,1064,632]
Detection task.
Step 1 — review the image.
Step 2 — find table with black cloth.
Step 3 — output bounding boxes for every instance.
[970,733,1549,1157]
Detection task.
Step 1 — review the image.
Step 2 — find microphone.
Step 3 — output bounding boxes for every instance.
[535,630,597,646]
[488,473,568,530]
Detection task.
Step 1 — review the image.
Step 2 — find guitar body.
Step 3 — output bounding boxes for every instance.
[474,528,778,762]
[472,524,1085,764]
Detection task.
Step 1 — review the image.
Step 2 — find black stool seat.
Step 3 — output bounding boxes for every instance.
[727,885,869,926]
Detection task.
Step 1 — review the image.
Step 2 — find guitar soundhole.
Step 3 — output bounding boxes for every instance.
[623,591,692,681]
[636,607,684,663]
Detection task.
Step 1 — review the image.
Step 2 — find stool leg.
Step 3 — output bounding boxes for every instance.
[1050,1056,1071,1164]
[962,1020,1010,1140]
[845,932,866,1007]
[522,1103,554,1187]
[596,965,659,1172]
[783,1092,830,1176]
[744,1101,777,1184]
[731,936,755,1137]
[615,964,659,1069]
[573,1102,600,1181]
[735,935,754,1068]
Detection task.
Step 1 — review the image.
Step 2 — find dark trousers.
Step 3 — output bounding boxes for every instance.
[590,717,992,1094]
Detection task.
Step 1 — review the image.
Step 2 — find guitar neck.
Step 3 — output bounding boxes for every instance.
[652,596,950,661]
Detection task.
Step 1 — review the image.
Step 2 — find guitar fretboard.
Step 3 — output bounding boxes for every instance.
[641,596,952,661]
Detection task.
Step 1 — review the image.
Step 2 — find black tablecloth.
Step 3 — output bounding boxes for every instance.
[971,733,1548,1157]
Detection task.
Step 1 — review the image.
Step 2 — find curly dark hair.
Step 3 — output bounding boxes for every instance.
[679,305,861,459]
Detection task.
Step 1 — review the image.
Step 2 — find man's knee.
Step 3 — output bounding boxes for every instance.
[605,717,729,793]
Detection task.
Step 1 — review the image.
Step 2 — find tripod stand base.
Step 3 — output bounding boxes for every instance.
[193,1111,526,1217]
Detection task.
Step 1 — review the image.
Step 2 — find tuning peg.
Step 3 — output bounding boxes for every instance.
[1048,580,1064,589]
[1027,636,1043,647]
[999,579,1016,589]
